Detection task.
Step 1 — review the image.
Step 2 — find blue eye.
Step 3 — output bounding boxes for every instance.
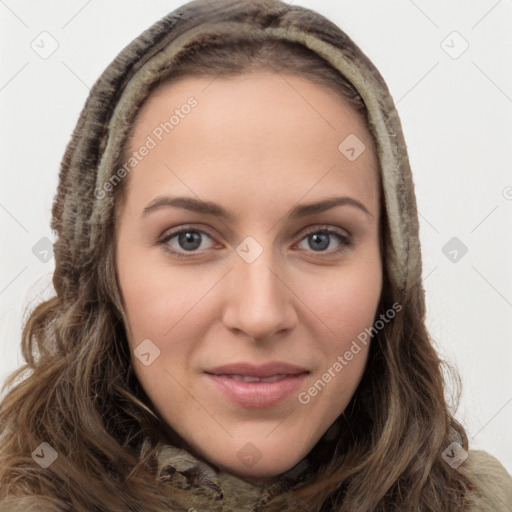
[159,228,216,257]
[296,228,351,255]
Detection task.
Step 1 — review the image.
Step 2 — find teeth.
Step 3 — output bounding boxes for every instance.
[227,374,287,383]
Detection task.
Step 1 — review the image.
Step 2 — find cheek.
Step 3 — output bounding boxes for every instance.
[301,254,382,341]
[117,246,210,343]
[295,260,381,416]
[117,256,203,403]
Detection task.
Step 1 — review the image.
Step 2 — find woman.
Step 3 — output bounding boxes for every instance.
[0,0,510,510]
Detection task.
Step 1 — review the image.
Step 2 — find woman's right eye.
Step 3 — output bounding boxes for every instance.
[159,228,217,258]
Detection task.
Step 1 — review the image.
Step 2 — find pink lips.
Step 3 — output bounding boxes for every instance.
[204,362,309,408]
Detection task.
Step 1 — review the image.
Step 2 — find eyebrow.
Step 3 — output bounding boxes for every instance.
[142,195,373,220]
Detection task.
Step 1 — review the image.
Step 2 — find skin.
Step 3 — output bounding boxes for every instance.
[115,72,382,484]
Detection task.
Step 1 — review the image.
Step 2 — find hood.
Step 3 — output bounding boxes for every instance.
[53,0,423,300]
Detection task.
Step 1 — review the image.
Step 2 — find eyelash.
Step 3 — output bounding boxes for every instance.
[158,224,352,259]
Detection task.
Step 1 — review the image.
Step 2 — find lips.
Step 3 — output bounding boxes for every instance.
[223,374,288,383]
[204,362,309,408]
[205,362,309,378]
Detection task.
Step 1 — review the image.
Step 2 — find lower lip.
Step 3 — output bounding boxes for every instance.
[205,373,308,408]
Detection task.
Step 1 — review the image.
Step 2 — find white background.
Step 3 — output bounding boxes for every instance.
[1,0,511,474]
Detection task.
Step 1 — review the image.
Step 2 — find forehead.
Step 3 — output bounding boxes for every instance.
[122,72,380,216]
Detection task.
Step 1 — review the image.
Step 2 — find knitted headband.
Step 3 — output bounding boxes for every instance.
[52,0,422,299]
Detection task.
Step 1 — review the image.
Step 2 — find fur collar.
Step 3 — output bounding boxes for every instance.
[155,444,310,510]
[154,443,512,511]
[153,419,345,510]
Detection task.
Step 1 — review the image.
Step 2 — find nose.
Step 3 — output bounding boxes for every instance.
[221,243,298,342]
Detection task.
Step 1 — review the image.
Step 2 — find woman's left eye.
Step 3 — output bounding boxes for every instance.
[158,226,351,258]
[295,228,351,255]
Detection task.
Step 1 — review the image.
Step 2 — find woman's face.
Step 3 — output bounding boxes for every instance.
[115,71,382,482]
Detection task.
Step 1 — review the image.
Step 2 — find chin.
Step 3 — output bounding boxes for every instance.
[219,461,292,482]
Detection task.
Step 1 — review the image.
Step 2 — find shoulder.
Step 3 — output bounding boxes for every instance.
[459,449,512,511]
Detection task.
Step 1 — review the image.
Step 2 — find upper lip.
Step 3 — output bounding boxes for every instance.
[205,362,309,378]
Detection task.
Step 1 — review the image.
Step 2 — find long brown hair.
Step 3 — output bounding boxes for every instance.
[0,1,474,510]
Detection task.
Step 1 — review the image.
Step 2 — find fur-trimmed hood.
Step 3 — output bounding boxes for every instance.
[53,0,421,298]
